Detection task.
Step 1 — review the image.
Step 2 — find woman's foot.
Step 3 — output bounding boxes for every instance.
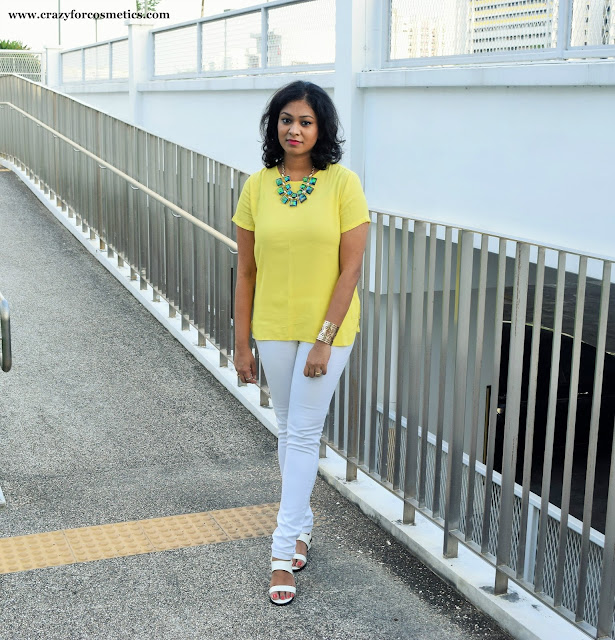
[292,539,309,570]
[292,532,312,571]
[270,558,296,604]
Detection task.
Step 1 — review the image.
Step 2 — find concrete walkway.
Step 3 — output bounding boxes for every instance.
[0,168,512,640]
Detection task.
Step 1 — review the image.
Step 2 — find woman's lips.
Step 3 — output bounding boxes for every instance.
[287,140,301,146]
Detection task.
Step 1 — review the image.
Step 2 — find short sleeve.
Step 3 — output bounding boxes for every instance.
[232,174,255,231]
[340,171,371,233]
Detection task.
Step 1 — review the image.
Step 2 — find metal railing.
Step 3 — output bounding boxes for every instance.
[334,216,614,638]
[0,51,43,83]
[0,291,11,373]
[60,38,129,84]
[387,0,615,67]
[150,0,335,78]
[1,74,615,638]
[0,75,241,369]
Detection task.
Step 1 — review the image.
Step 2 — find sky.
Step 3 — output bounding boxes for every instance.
[0,0,270,50]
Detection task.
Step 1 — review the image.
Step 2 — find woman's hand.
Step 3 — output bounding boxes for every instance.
[304,341,332,378]
[235,346,258,384]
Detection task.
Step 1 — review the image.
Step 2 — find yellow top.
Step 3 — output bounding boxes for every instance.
[232,163,371,346]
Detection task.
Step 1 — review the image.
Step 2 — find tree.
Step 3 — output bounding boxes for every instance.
[0,40,30,50]
[135,0,162,11]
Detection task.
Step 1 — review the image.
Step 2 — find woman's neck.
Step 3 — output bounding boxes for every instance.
[281,155,314,180]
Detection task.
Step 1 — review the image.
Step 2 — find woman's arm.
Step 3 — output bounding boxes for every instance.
[304,222,370,377]
[234,226,258,382]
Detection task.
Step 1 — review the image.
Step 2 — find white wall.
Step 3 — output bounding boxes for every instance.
[61,86,132,123]
[363,83,615,260]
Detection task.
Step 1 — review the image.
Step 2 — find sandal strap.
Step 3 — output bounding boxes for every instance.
[292,553,307,564]
[271,559,293,574]
[297,532,312,549]
[269,585,296,595]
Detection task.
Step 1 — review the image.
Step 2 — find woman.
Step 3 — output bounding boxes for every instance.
[232,80,370,605]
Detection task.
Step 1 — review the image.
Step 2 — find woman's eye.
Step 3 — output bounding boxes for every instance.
[281,118,291,124]
[302,121,312,126]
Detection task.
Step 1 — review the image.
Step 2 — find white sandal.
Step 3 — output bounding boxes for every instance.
[269,559,296,606]
[292,532,313,572]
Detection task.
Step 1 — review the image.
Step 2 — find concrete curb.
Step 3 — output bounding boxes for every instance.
[3,158,588,640]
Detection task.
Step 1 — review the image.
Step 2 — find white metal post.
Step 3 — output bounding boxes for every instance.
[334,0,368,182]
[45,47,62,88]
[261,8,269,70]
[126,19,155,126]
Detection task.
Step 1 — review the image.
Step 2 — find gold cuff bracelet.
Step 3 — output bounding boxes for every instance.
[317,320,339,345]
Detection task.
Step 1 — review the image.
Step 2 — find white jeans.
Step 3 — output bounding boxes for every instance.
[256,339,354,560]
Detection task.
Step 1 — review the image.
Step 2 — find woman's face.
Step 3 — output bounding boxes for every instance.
[277,99,319,163]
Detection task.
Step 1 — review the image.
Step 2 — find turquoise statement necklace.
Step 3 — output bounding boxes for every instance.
[276,162,317,207]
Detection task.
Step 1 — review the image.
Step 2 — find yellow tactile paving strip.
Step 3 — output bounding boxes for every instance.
[0,503,279,575]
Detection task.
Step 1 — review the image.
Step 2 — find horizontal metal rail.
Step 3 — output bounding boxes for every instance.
[0,292,11,373]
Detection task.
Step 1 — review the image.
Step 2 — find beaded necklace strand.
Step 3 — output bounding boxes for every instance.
[275,162,318,207]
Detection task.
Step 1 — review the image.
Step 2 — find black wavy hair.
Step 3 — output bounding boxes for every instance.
[260,81,344,171]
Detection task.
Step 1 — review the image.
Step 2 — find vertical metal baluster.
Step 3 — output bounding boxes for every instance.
[229,169,241,359]
[596,416,615,639]
[194,154,207,345]
[164,141,176,312]
[336,368,347,453]
[379,216,396,483]
[154,137,164,301]
[67,101,76,220]
[220,164,231,367]
[346,329,361,482]
[419,224,437,508]
[118,121,129,266]
[576,261,611,621]
[403,221,427,524]
[138,131,149,288]
[534,251,567,593]
[464,235,489,540]
[117,121,127,265]
[180,148,193,330]
[146,134,157,294]
[358,213,373,469]
[106,116,115,258]
[82,109,92,234]
[517,247,546,579]
[553,256,587,606]
[214,161,222,349]
[444,230,474,557]
[495,242,530,594]
[480,240,507,553]
[392,218,410,491]
[206,158,215,339]
[368,214,384,473]
[433,227,453,519]
[98,113,108,251]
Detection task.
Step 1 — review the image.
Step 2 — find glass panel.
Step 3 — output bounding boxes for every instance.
[84,45,110,81]
[112,40,129,79]
[570,0,615,46]
[154,25,198,76]
[266,0,335,67]
[61,50,82,82]
[202,11,262,71]
[390,0,558,59]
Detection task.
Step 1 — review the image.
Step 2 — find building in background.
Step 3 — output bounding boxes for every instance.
[468,0,557,53]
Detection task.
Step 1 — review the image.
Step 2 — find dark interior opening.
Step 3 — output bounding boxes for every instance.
[493,323,615,533]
